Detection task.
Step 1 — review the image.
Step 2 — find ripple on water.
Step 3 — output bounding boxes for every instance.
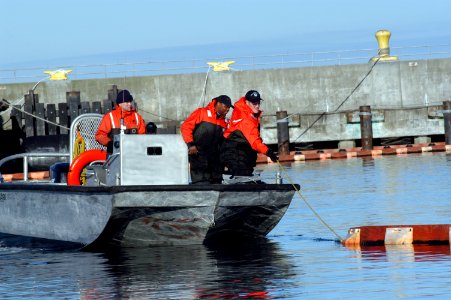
[0,152,450,299]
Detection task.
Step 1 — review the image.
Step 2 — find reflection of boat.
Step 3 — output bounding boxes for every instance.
[0,114,297,249]
[96,239,293,299]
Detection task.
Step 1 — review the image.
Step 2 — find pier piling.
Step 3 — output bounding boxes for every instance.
[444,100,451,145]
[24,91,37,137]
[359,105,373,150]
[67,91,81,125]
[276,110,290,155]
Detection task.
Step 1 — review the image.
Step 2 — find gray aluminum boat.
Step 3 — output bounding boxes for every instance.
[0,114,298,249]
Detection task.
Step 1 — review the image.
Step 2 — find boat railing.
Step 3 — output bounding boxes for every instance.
[69,113,105,164]
[0,152,70,182]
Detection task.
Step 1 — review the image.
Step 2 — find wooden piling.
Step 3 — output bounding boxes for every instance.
[276,110,290,155]
[11,105,22,130]
[359,105,373,150]
[102,99,113,114]
[108,85,118,103]
[10,86,127,138]
[24,91,35,137]
[46,104,57,135]
[92,101,102,114]
[35,103,45,136]
[67,91,81,125]
[81,101,91,114]
[444,100,451,145]
[57,103,68,134]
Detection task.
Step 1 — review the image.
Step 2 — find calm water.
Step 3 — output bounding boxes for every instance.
[0,152,450,299]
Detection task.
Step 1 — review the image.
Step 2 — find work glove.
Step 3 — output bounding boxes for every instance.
[266,149,278,162]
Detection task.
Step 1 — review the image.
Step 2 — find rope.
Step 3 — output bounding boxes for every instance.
[292,56,381,143]
[2,98,179,133]
[2,100,70,130]
[73,127,86,159]
[198,66,211,108]
[276,160,344,242]
[0,76,57,128]
[137,108,177,121]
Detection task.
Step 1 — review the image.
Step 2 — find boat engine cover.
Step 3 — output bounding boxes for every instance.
[107,134,189,185]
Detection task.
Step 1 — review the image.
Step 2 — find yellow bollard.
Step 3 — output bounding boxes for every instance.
[370,29,398,62]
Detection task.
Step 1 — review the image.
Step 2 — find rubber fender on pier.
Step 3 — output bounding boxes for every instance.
[343,224,451,246]
[67,149,106,186]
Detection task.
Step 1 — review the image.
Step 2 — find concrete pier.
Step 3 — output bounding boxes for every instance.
[1,58,450,147]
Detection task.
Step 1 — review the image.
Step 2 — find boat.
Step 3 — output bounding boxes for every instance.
[0,114,298,250]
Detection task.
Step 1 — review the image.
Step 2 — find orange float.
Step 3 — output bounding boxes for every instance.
[67,149,107,186]
[343,224,451,246]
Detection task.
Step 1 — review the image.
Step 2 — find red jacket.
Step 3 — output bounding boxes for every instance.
[180,100,227,150]
[95,106,146,146]
[223,97,268,154]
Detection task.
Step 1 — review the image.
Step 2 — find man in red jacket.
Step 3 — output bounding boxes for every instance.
[181,95,233,184]
[95,89,146,153]
[220,90,278,177]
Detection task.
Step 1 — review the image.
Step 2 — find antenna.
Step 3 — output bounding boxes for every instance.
[120,90,125,135]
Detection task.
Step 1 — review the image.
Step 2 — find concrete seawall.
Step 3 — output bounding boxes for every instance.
[1,57,450,147]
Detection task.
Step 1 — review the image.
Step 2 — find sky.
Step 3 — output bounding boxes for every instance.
[1,0,451,67]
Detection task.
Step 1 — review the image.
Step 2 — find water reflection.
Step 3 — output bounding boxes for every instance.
[1,153,450,299]
[95,239,294,299]
[344,244,451,262]
[0,247,112,299]
[0,239,294,299]
[361,156,375,167]
[201,239,295,299]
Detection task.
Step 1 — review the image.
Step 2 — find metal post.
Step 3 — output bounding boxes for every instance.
[276,111,290,155]
[359,105,373,150]
[275,171,282,184]
[444,100,451,145]
[23,155,28,182]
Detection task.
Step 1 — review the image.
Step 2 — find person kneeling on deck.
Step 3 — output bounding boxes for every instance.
[181,95,233,184]
[220,90,278,177]
[95,89,146,153]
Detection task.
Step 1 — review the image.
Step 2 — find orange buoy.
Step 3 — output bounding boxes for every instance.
[67,149,107,186]
[343,224,451,246]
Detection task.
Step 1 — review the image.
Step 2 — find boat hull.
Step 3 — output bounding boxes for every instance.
[0,184,297,249]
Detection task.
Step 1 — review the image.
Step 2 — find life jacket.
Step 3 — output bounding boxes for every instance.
[220,97,269,176]
[107,111,140,138]
[180,100,227,156]
[223,97,268,155]
[95,106,146,147]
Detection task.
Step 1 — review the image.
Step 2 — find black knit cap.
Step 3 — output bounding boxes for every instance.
[146,121,157,134]
[245,90,263,103]
[116,89,133,104]
[215,95,234,108]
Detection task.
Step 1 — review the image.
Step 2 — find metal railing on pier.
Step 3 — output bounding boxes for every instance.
[1,44,450,84]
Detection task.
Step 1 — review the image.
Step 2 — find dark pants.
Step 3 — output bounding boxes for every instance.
[220,140,257,177]
[50,162,70,183]
[189,153,223,184]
